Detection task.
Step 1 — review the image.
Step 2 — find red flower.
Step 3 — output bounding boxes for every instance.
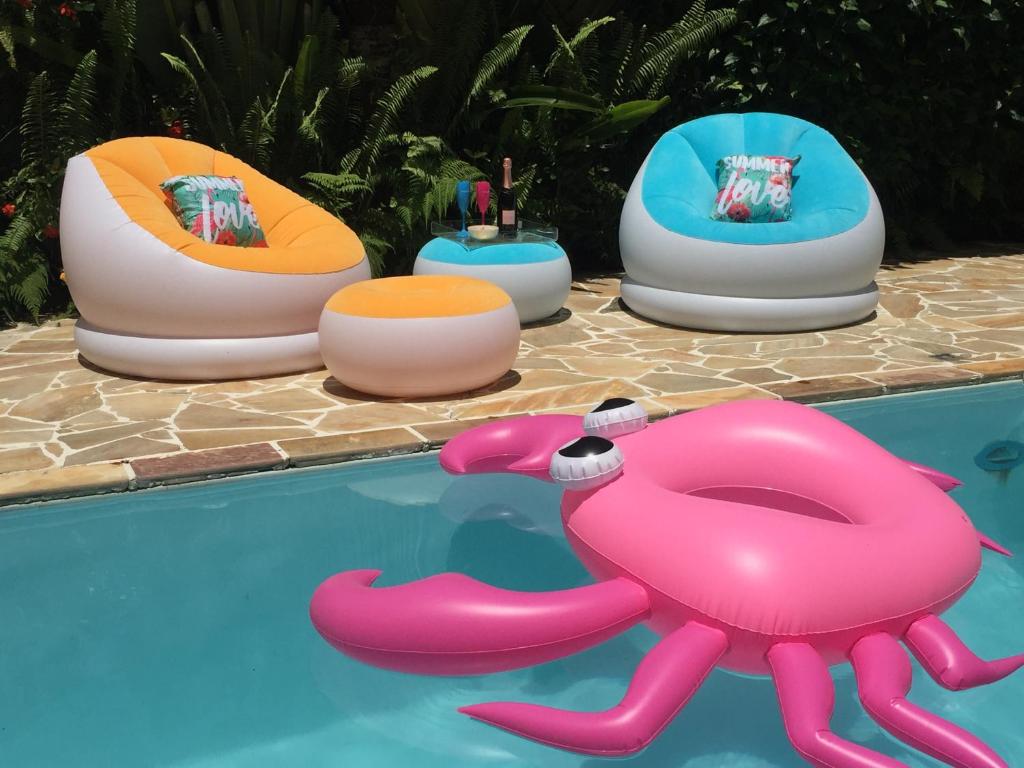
[58,2,77,20]
[1,203,15,218]
[167,119,184,138]
[726,202,751,222]
[189,214,211,238]
[43,225,59,239]
[215,229,238,246]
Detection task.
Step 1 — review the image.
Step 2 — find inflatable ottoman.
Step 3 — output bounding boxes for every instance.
[414,237,571,324]
[319,275,520,397]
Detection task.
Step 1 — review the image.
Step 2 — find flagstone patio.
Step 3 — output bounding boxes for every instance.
[2,244,1023,505]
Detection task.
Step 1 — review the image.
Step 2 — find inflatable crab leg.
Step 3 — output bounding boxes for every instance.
[460,622,727,756]
[767,643,906,768]
[898,461,1009,555]
[309,570,650,675]
[976,533,1012,557]
[902,459,962,491]
[850,632,1008,768]
[903,614,1024,690]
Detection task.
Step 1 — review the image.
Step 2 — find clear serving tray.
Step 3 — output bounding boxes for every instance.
[430,219,559,250]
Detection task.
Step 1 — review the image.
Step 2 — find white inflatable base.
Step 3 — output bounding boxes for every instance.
[620,278,879,332]
[318,304,520,398]
[75,321,324,380]
[413,255,571,324]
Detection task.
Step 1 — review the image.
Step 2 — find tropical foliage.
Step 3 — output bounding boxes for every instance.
[699,0,1024,251]
[1,0,1021,321]
[1,0,149,320]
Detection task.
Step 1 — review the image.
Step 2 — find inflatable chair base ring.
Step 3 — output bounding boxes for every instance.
[74,320,323,381]
[620,278,879,333]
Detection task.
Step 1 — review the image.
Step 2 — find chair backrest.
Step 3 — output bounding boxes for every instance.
[84,136,218,200]
[640,113,872,244]
[73,136,362,274]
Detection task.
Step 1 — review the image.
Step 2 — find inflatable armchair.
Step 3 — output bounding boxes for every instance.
[61,137,370,379]
[619,113,884,332]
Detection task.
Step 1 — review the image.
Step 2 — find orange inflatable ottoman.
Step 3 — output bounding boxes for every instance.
[318,276,520,397]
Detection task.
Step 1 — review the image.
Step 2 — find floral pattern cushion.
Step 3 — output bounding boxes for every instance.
[161,175,268,247]
[710,154,801,223]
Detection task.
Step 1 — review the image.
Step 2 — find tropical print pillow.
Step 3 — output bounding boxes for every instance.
[161,175,268,247]
[710,154,801,223]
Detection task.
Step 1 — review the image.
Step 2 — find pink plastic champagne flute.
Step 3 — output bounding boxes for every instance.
[476,181,490,225]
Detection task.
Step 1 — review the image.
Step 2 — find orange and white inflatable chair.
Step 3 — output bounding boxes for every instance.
[60,137,370,380]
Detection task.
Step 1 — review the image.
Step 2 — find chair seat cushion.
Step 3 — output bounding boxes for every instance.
[641,113,870,245]
[84,137,363,275]
[418,237,565,265]
[325,275,512,318]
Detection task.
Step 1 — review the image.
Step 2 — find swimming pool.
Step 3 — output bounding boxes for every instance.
[2,383,1023,767]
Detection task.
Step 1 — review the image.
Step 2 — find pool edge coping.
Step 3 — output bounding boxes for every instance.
[2,367,1022,509]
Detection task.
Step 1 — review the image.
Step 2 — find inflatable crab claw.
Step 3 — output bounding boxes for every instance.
[440,414,584,482]
[309,569,650,675]
[440,399,648,489]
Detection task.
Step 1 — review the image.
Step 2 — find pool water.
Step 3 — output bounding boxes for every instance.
[2,383,1023,767]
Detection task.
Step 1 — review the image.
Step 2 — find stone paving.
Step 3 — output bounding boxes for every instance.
[2,244,1024,505]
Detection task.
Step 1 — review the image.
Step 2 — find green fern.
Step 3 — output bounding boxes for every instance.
[337,57,366,94]
[61,50,99,157]
[19,72,55,168]
[545,16,615,87]
[1,24,15,69]
[513,163,538,211]
[465,25,533,105]
[303,172,371,197]
[98,0,137,127]
[607,19,637,100]
[297,87,331,152]
[177,35,237,148]
[630,3,737,97]
[357,65,438,174]
[8,257,49,319]
[567,16,617,50]
[0,216,34,265]
[0,216,48,322]
[162,50,229,148]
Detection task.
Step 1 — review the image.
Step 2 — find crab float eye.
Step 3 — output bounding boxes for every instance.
[549,436,624,491]
[583,398,648,439]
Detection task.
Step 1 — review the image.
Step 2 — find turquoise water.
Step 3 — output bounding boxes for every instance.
[2,383,1023,767]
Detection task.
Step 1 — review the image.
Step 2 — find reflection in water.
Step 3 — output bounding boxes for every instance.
[439,474,565,537]
[349,465,455,507]
[446,518,589,591]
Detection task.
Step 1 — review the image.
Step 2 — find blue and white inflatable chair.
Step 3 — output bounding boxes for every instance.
[619,112,884,331]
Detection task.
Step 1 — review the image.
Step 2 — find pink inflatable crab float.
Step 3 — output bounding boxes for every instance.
[310,399,1023,768]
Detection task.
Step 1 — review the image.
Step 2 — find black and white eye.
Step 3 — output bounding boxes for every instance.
[583,398,648,439]
[549,436,624,491]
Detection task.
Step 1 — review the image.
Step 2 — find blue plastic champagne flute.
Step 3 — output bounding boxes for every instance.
[456,180,470,238]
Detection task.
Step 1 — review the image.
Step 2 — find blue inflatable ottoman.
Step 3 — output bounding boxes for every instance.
[413,237,571,324]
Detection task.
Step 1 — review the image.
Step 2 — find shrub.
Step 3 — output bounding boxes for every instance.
[4,0,1018,323]
[698,0,1024,251]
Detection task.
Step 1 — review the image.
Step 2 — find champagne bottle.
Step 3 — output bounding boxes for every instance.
[498,157,517,236]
